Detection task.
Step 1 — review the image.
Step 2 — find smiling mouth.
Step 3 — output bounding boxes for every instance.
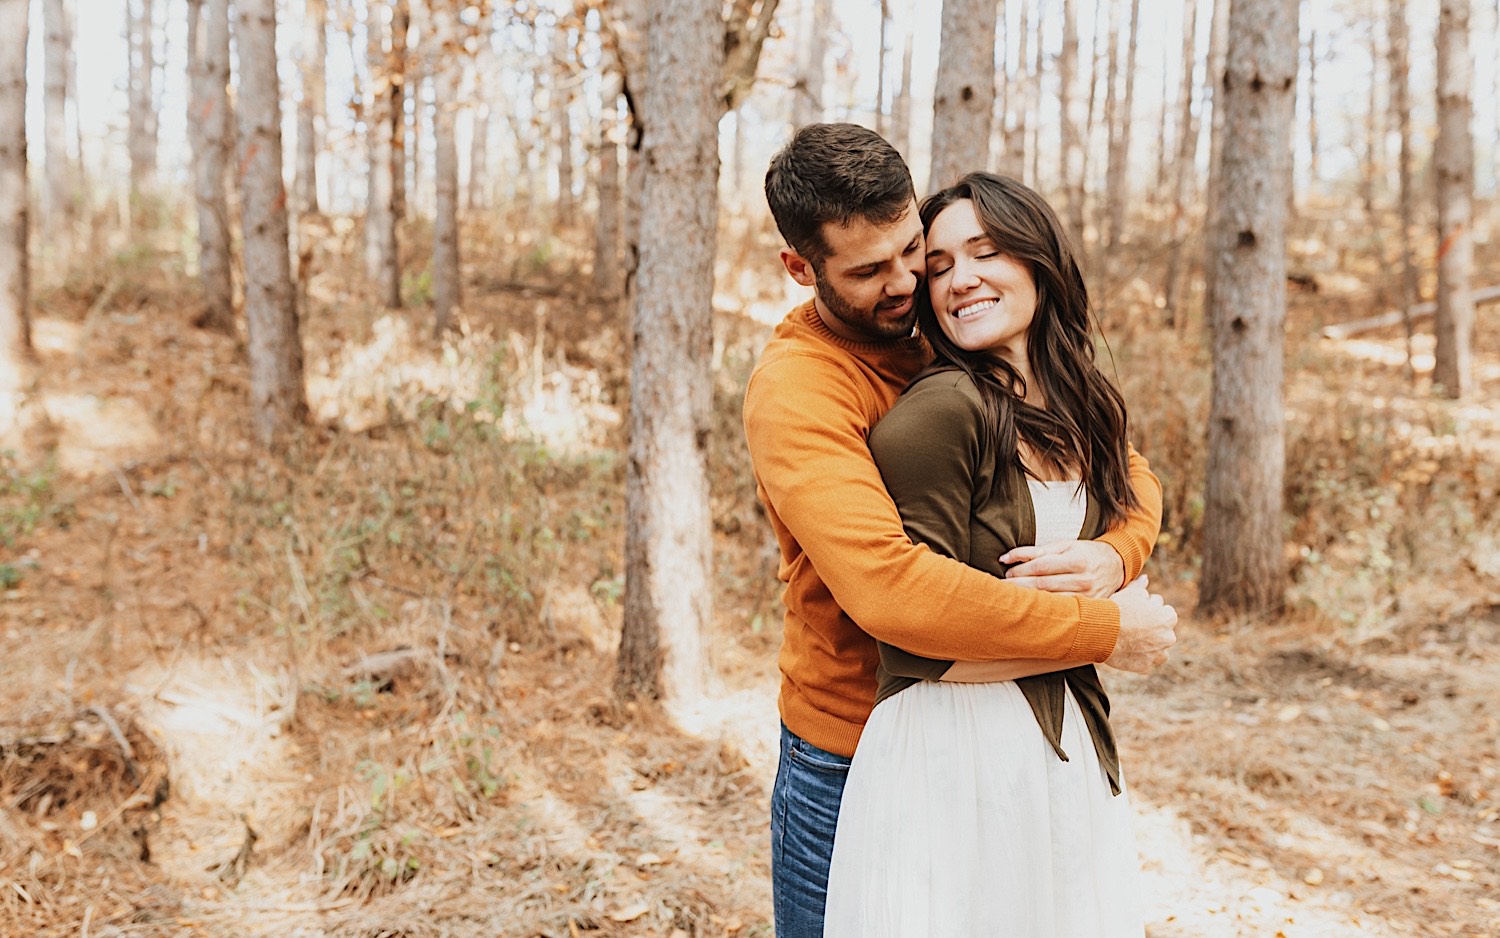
[952,298,998,319]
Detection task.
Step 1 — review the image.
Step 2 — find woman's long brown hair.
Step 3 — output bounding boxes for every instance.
[916,172,1139,529]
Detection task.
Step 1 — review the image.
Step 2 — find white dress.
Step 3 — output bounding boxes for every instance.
[823,480,1144,938]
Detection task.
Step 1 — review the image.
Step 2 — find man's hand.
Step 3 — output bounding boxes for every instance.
[1103,576,1177,675]
[1001,540,1126,598]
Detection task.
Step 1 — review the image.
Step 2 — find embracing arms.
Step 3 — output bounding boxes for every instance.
[743,354,1171,667]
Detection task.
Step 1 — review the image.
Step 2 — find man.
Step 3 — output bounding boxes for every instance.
[743,123,1178,938]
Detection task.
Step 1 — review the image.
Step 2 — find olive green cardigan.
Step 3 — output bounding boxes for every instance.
[867,367,1124,796]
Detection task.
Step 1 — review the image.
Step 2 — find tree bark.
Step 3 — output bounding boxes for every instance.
[876,0,890,135]
[430,1,462,338]
[595,56,625,297]
[892,33,914,159]
[1304,27,1319,189]
[793,0,830,127]
[1009,0,1031,180]
[1029,0,1045,187]
[1104,0,1141,249]
[42,0,75,249]
[1388,0,1418,382]
[1058,0,1085,237]
[1199,0,1298,616]
[128,0,158,200]
[1200,0,1231,323]
[552,23,575,217]
[235,0,308,450]
[296,0,327,216]
[468,12,493,213]
[1163,0,1201,327]
[187,0,235,335]
[931,0,998,191]
[0,0,30,393]
[616,0,723,705]
[1080,0,1105,227]
[469,108,490,212]
[1155,40,1171,199]
[1358,18,1382,224]
[390,0,410,222]
[1433,0,1475,398]
[366,0,400,307]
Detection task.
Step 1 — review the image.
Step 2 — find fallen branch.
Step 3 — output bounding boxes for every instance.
[1321,284,1500,340]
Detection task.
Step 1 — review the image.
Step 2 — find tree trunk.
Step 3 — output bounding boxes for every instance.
[552,24,575,217]
[1080,0,1105,224]
[1359,18,1382,224]
[1433,0,1475,398]
[235,0,308,450]
[42,0,75,250]
[430,1,461,338]
[1199,0,1298,616]
[296,0,327,216]
[1155,40,1171,199]
[595,61,625,297]
[366,0,400,307]
[469,102,490,211]
[1163,0,1201,327]
[390,0,409,222]
[892,33,914,159]
[931,0,997,191]
[1304,27,1319,190]
[128,0,158,200]
[793,0,830,127]
[1388,0,1418,382]
[1200,0,1231,323]
[876,0,890,135]
[1010,0,1031,181]
[411,70,431,219]
[616,0,723,705]
[0,0,30,393]
[1029,0,1045,187]
[468,16,493,213]
[1058,0,1084,237]
[994,3,1009,173]
[1104,0,1141,250]
[187,0,235,335]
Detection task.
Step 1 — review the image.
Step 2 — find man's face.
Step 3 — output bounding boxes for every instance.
[790,201,925,343]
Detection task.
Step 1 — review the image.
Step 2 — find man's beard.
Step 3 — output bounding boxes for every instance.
[815,274,917,342]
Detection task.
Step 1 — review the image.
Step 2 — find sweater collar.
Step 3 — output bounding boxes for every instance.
[796,300,929,357]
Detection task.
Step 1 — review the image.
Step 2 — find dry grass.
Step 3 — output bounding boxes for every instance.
[0,201,1497,936]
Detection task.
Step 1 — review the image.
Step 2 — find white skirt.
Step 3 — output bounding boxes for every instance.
[823,679,1144,938]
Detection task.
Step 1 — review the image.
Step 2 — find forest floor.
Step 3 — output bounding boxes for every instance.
[1,218,1498,937]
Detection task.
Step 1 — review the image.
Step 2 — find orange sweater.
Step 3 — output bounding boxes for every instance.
[742,301,1162,758]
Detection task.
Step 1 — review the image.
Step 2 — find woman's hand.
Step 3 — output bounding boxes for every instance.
[1000,540,1125,597]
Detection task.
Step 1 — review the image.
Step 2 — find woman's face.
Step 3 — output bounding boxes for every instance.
[924,199,1038,367]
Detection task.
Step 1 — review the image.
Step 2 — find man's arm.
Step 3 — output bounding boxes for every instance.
[743,355,1120,664]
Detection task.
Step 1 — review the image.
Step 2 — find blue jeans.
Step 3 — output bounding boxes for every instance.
[771,723,852,938]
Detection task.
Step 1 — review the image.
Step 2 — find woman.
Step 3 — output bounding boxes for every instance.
[822,173,1158,936]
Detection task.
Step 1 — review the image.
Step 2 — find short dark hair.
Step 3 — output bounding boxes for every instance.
[764,123,915,266]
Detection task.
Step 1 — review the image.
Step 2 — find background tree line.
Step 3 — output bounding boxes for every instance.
[0,0,1494,705]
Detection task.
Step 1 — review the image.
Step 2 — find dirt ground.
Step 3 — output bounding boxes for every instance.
[1,227,1498,937]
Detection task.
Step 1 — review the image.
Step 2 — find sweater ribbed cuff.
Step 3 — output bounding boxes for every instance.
[1097,529,1148,586]
[1068,597,1121,663]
